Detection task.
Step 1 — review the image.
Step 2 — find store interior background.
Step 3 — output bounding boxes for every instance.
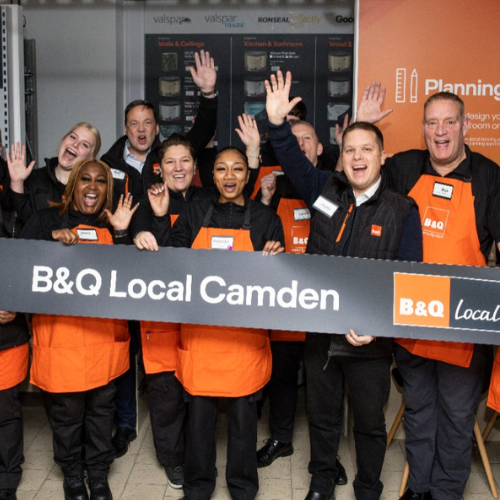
[2,0,500,446]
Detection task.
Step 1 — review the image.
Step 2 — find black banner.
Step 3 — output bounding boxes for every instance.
[1,239,499,344]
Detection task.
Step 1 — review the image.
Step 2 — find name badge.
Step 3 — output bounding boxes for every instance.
[312,196,339,218]
[76,228,98,241]
[211,236,235,250]
[433,182,453,200]
[272,171,285,176]
[111,169,126,180]
[294,208,311,221]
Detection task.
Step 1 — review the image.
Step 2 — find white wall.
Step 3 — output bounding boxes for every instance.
[22,3,120,162]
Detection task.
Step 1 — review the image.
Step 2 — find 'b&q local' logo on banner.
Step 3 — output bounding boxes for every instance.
[394,273,500,332]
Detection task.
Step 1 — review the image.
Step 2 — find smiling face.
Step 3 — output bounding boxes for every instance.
[71,162,108,216]
[125,105,159,161]
[213,149,250,206]
[57,126,97,172]
[160,145,196,195]
[291,122,323,166]
[422,98,470,174]
[342,128,385,197]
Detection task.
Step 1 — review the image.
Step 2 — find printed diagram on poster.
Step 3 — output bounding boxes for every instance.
[143,4,354,152]
[357,0,500,163]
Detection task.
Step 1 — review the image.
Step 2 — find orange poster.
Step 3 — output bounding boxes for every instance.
[357,0,500,164]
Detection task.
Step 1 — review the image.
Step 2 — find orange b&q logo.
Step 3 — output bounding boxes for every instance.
[394,273,450,328]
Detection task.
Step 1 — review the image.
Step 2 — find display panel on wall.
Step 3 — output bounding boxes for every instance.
[357,0,500,164]
[144,3,354,152]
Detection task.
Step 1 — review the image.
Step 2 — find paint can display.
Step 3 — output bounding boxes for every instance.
[244,76,266,97]
[244,51,267,72]
[159,76,181,97]
[328,77,351,97]
[159,101,182,121]
[162,53,178,72]
[328,51,352,72]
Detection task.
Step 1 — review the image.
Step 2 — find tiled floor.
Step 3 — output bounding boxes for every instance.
[16,387,500,500]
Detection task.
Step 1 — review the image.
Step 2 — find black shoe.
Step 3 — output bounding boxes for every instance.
[399,489,432,500]
[112,427,137,459]
[304,491,334,500]
[256,439,294,467]
[335,456,348,486]
[0,490,17,500]
[88,476,112,500]
[63,474,89,500]
[164,465,184,489]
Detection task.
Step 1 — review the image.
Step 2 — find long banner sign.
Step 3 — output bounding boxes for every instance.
[1,239,499,344]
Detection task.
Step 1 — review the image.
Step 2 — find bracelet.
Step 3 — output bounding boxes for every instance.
[114,229,128,237]
[200,89,216,97]
[247,151,261,161]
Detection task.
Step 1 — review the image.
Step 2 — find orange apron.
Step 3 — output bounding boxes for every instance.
[141,213,181,374]
[0,342,29,390]
[31,224,130,393]
[250,165,282,200]
[396,174,485,367]
[176,204,272,397]
[271,197,308,342]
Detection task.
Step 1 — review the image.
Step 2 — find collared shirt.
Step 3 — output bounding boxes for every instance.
[355,176,382,207]
[123,140,149,173]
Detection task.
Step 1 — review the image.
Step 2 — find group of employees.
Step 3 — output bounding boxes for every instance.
[0,48,499,500]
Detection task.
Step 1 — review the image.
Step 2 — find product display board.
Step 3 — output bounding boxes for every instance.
[357,0,500,164]
[143,3,354,151]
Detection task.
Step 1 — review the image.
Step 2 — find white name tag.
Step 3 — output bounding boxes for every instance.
[272,171,285,176]
[76,229,98,241]
[111,169,126,180]
[433,182,453,200]
[312,196,339,218]
[211,236,235,250]
[294,208,311,221]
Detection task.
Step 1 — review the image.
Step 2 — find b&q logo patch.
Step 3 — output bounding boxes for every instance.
[371,224,382,237]
[421,206,449,238]
[394,273,450,328]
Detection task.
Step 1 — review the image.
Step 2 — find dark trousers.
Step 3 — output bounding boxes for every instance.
[0,384,23,489]
[114,320,139,430]
[147,370,187,467]
[305,333,391,500]
[268,341,304,443]
[394,343,489,500]
[183,393,260,500]
[42,382,116,478]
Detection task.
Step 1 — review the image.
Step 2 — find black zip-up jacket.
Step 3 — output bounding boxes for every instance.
[8,157,65,227]
[151,193,284,251]
[101,95,218,203]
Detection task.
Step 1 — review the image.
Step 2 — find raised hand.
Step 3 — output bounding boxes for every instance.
[260,173,277,205]
[265,71,302,126]
[105,193,139,231]
[6,142,36,193]
[147,182,170,217]
[189,50,217,95]
[356,81,393,124]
